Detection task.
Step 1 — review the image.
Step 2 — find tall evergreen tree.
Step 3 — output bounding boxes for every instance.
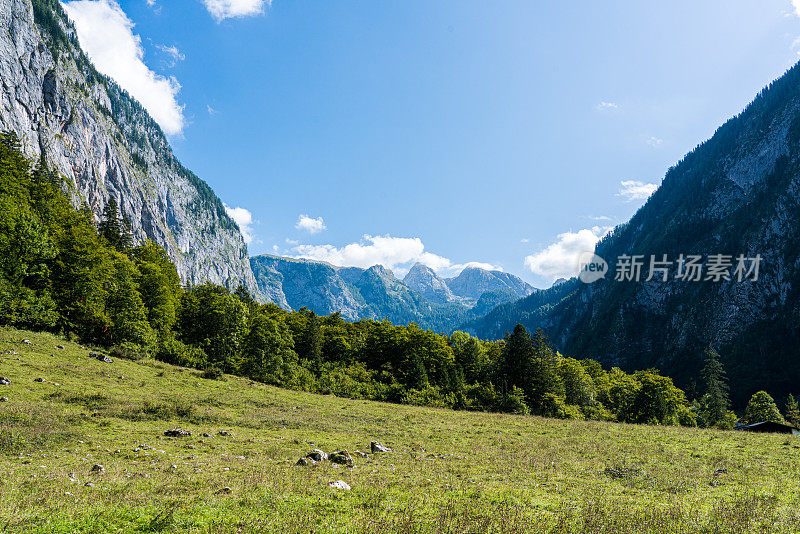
[700,346,730,427]
[499,324,533,395]
[784,394,800,428]
[98,197,123,250]
[526,328,564,413]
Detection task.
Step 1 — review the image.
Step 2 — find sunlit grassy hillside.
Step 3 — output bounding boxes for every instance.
[0,327,798,533]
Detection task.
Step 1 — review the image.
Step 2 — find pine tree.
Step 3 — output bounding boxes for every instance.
[98,197,123,250]
[526,328,563,414]
[785,394,800,428]
[303,311,323,376]
[499,324,533,395]
[700,346,730,427]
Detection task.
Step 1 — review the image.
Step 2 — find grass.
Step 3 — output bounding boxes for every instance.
[0,327,799,533]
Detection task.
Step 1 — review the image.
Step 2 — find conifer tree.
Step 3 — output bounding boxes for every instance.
[785,394,800,428]
[98,197,123,250]
[700,346,730,427]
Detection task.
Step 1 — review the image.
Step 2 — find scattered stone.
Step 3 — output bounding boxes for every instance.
[306,449,328,462]
[371,441,391,453]
[217,430,230,436]
[354,450,368,458]
[295,457,315,466]
[202,433,212,438]
[90,352,112,363]
[64,492,73,496]
[215,487,233,495]
[23,339,32,345]
[0,377,10,386]
[164,429,191,437]
[34,377,46,383]
[329,450,354,466]
[0,397,7,402]
[84,482,95,488]
[90,464,104,474]
[329,480,351,490]
[56,345,65,350]
[169,465,177,470]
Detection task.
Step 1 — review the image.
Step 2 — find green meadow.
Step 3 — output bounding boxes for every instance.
[1,327,798,533]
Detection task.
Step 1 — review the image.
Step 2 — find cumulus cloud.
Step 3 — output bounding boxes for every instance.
[203,0,269,21]
[62,0,184,135]
[288,235,499,278]
[295,214,326,234]
[793,0,800,16]
[595,101,619,111]
[224,204,255,244]
[524,227,610,282]
[617,180,658,202]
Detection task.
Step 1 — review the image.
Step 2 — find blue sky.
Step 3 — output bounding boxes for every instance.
[63,0,800,287]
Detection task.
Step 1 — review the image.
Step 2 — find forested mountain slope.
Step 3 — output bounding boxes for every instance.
[471,62,800,405]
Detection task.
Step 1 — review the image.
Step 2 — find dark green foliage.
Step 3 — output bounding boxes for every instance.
[699,346,730,428]
[784,394,800,428]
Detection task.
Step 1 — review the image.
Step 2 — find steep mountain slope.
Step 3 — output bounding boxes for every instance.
[249,254,534,331]
[472,63,800,405]
[0,0,258,294]
[402,263,457,304]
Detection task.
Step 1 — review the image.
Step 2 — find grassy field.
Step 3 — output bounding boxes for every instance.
[0,327,799,533]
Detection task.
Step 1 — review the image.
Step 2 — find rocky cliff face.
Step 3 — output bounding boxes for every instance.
[0,0,259,295]
[470,63,800,404]
[446,267,535,301]
[403,263,456,304]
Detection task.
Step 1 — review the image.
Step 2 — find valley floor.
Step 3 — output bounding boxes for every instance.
[0,327,798,533]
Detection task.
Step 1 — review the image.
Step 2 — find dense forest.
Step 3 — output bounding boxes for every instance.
[1,132,795,429]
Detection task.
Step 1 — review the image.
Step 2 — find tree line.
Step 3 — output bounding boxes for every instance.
[0,131,796,428]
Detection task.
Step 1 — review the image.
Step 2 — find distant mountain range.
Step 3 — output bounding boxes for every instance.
[250,255,535,332]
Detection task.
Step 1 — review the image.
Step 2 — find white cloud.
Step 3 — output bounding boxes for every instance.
[288,235,500,278]
[295,214,326,234]
[155,44,185,67]
[520,238,529,243]
[646,136,663,147]
[62,0,184,135]
[207,104,218,116]
[587,215,612,221]
[617,180,658,202]
[203,0,269,22]
[792,0,800,17]
[595,101,619,111]
[524,227,610,282]
[224,204,255,244]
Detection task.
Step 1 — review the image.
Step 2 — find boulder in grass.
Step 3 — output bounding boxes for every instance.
[329,450,354,466]
[306,449,328,462]
[90,352,112,363]
[329,480,351,490]
[0,397,8,402]
[295,457,315,466]
[164,429,191,437]
[370,441,391,453]
[0,377,10,386]
[90,464,104,474]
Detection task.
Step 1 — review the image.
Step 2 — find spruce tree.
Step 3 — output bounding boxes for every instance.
[785,394,800,428]
[526,328,563,413]
[499,324,533,395]
[98,197,123,250]
[700,346,730,427]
